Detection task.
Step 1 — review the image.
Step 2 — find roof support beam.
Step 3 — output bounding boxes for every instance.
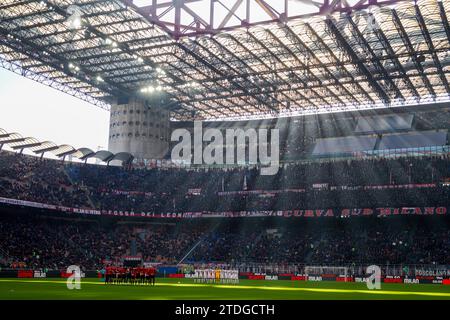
[244,32,320,110]
[194,37,281,113]
[277,26,352,106]
[33,145,60,154]
[391,9,435,98]
[211,35,314,111]
[218,0,245,29]
[163,52,234,117]
[119,0,413,38]
[55,149,77,158]
[0,0,448,120]
[25,17,146,42]
[0,137,26,144]
[371,14,419,99]
[345,14,402,102]
[11,142,42,150]
[414,4,450,94]
[0,0,36,11]
[0,26,127,97]
[302,22,375,104]
[176,41,279,113]
[326,18,390,104]
[438,1,450,44]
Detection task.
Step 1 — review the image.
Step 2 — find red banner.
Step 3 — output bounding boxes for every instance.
[18,270,33,278]
[0,196,447,219]
[168,273,185,278]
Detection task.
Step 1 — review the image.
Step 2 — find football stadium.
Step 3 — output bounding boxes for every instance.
[0,0,450,304]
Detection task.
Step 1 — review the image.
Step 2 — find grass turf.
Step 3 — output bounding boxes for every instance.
[1,278,450,300]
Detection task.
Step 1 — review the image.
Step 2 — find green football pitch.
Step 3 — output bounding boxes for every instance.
[1,278,450,300]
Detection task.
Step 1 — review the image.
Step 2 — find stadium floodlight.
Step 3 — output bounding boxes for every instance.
[96,76,104,82]
[67,5,83,30]
[189,81,199,88]
[69,16,82,29]
[104,38,118,48]
[182,81,198,88]
[140,84,164,94]
[68,63,80,72]
[39,0,52,9]
[6,33,20,42]
[156,67,165,75]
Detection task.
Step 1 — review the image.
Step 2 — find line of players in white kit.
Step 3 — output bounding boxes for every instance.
[190,269,239,284]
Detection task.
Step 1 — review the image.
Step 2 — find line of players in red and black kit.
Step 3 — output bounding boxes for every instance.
[105,267,156,286]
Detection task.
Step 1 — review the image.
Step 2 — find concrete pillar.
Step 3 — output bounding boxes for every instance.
[108,97,170,159]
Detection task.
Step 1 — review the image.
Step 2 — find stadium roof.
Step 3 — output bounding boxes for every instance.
[0,128,134,163]
[0,0,449,121]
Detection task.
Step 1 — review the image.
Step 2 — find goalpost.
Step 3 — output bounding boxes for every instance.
[304,266,350,282]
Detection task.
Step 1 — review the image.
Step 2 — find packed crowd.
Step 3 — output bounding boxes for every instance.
[0,217,133,270]
[0,151,448,214]
[0,213,212,269]
[0,153,89,207]
[188,218,450,266]
[0,149,448,270]
[135,222,211,263]
[0,213,448,270]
